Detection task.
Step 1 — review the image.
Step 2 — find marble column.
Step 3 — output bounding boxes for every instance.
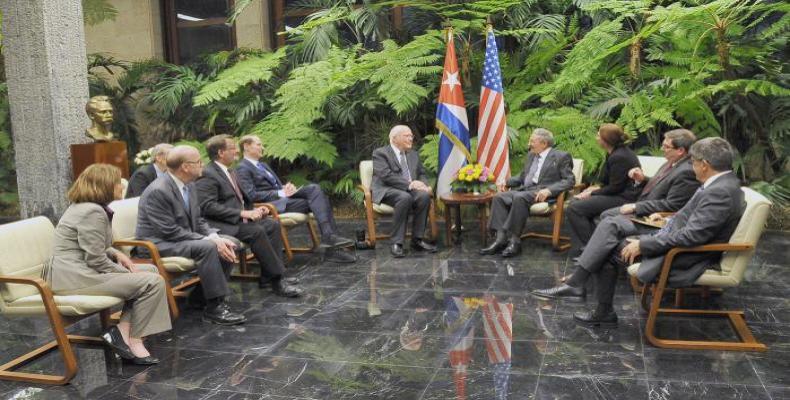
[0,0,90,220]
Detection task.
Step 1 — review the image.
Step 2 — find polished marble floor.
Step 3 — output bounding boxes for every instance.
[1,220,789,399]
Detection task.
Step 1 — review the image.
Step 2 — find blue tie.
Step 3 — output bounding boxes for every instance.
[182,186,190,210]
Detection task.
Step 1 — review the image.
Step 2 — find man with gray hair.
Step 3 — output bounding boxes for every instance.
[480,128,575,257]
[126,143,174,198]
[533,137,744,327]
[371,125,436,257]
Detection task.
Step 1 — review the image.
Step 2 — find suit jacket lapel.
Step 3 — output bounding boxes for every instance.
[536,150,554,183]
[164,175,194,228]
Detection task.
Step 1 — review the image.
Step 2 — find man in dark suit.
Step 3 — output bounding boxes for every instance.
[532,137,744,326]
[195,135,303,297]
[372,125,437,257]
[136,145,246,325]
[126,143,173,198]
[235,135,353,249]
[480,128,575,257]
[598,129,699,221]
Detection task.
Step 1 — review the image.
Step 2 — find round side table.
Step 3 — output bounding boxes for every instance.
[440,192,494,246]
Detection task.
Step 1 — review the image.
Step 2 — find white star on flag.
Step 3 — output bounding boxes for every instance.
[442,71,461,93]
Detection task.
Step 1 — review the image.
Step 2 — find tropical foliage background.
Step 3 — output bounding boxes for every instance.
[1,0,788,224]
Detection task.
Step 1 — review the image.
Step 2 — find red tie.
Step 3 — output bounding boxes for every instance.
[229,170,248,222]
[642,162,673,195]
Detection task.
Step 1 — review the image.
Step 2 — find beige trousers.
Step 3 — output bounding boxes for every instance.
[55,264,171,338]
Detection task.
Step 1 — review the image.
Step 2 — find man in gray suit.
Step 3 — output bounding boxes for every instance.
[532,137,744,327]
[136,145,246,325]
[372,125,437,258]
[598,129,699,221]
[480,128,575,257]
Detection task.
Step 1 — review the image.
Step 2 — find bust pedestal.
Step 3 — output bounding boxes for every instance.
[70,141,130,179]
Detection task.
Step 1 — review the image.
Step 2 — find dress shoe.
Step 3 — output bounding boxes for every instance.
[411,239,437,253]
[500,241,522,258]
[321,234,355,248]
[273,280,303,298]
[203,302,247,325]
[391,243,405,258]
[324,248,357,263]
[479,239,507,255]
[101,326,135,360]
[128,356,160,365]
[573,309,618,327]
[531,284,586,301]
[258,277,300,289]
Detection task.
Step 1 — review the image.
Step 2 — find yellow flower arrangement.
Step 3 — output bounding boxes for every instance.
[451,163,496,194]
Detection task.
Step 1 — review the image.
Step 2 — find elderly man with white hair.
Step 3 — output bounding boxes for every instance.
[126,143,174,198]
[371,125,437,257]
[480,128,575,257]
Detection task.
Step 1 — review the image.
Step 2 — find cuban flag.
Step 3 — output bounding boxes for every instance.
[445,295,475,400]
[436,29,471,198]
[476,27,510,184]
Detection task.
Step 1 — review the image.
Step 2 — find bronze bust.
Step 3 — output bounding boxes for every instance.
[85,95,116,142]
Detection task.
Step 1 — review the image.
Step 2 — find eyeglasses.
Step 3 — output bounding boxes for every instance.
[661,143,677,150]
[185,160,203,166]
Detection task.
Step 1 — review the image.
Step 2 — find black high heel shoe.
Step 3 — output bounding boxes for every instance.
[129,355,159,365]
[100,326,135,360]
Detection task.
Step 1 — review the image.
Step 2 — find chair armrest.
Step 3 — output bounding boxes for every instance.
[358,185,374,207]
[651,243,754,289]
[0,274,58,311]
[112,239,168,277]
[254,203,280,220]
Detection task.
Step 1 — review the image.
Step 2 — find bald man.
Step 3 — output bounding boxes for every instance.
[371,125,437,257]
[136,145,246,326]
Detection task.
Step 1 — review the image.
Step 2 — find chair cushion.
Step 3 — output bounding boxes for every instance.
[4,294,124,316]
[161,257,196,272]
[279,212,313,227]
[637,156,665,178]
[109,197,140,242]
[373,203,394,215]
[529,202,553,215]
[360,160,373,190]
[0,217,55,302]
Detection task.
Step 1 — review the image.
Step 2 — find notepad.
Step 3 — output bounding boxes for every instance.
[630,216,666,229]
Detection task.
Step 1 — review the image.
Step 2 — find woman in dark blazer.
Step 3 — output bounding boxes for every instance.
[566,123,641,256]
[49,164,171,365]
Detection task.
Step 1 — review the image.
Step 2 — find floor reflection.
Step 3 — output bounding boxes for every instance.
[0,220,788,399]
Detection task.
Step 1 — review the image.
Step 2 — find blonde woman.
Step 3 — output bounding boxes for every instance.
[49,164,171,365]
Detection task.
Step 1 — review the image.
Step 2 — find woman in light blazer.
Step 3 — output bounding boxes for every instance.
[49,164,171,365]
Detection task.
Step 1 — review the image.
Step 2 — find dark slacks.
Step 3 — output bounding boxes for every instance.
[576,215,656,305]
[380,188,431,244]
[566,194,629,256]
[488,189,538,236]
[284,183,337,237]
[233,218,285,283]
[156,239,234,301]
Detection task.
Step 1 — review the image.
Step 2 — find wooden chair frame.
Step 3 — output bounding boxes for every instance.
[0,275,111,385]
[637,243,767,352]
[112,239,199,320]
[521,183,586,251]
[357,184,439,247]
[254,203,319,263]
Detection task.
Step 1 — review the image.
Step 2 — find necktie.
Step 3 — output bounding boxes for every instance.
[399,152,411,181]
[229,170,244,203]
[524,155,540,186]
[181,185,190,211]
[642,162,673,195]
[657,186,703,235]
[258,162,279,187]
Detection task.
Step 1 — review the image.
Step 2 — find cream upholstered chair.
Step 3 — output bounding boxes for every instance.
[109,197,197,319]
[358,160,438,247]
[521,158,585,251]
[120,178,129,199]
[627,187,771,351]
[254,203,319,263]
[637,155,665,178]
[0,217,123,385]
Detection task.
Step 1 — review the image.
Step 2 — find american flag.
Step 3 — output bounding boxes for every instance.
[482,295,512,399]
[476,27,510,184]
